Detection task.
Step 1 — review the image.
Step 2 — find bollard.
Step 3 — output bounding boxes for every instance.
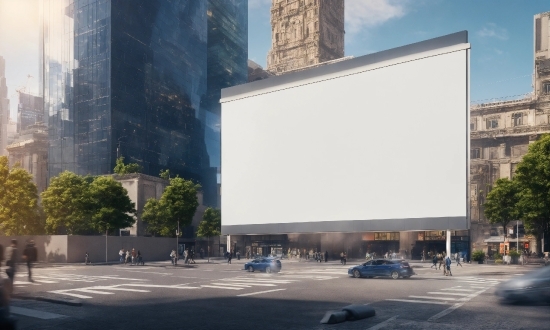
[341,304,376,321]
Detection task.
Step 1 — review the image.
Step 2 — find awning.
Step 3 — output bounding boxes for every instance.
[483,236,504,243]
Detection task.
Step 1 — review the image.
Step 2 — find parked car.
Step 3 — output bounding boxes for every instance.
[348,259,415,279]
[495,266,550,303]
[244,258,282,273]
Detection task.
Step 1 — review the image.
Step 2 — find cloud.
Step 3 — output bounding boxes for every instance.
[345,0,408,34]
[477,23,508,40]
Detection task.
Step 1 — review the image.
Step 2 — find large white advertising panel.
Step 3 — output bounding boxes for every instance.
[221,33,470,234]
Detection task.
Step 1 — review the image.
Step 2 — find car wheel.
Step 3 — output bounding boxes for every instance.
[248,266,254,272]
[391,271,399,279]
[353,270,361,278]
[266,266,272,274]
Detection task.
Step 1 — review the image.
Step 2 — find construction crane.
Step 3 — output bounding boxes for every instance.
[10,74,34,98]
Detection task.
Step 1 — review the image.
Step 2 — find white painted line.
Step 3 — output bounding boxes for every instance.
[211,283,252,288]
[10,306,67,320]
[237,288,286,297]
[428,287,491,322]
[201,285,244,290]
[13,281,41,286]
[441,288,476,292]
[49,291,92,299]
[73,289,114,295]
[94,287,151,293]
[222,282,277,287]
[386,299,448,305]
[224,279,294,284]
[427,292,470,296]
[34,280,58,284]
[123,284,199,289]
[409,296,458,301]
[367,315,399,330]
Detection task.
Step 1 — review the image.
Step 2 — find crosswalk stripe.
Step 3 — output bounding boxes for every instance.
[73,289,114,295]
[214,282,276,287]
[408,296,459,301]
[441,288,476,292]
[386,299,448,305]
[427,292,470,296]
[211,283,252,288]
[200,285,243,290]
[237,288,286,297]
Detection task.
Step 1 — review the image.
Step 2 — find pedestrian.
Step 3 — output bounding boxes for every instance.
[431,254,437,268]
[437,253,444,270]
[131,248,137,265]
[125,249,131,265]
[184,249,189,264]
[324,251,328,263]
[22,240,38,282]
[455,252,462,267]
[189,250,196,264]
[340,252,344,264]
[343,252,347,265]
[236,251,240,260]
[119,248,125,263]
[137,250,143,265]
[444,255,452,276]
[5,239,18,286]
[227,250,232,264]
[170,249,177,265]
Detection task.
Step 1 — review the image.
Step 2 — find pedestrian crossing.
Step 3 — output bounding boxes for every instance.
[13,273,147,288]
[386,276,501,306]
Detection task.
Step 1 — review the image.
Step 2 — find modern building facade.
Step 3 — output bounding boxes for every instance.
[17,92,44,133]
[41,0,247,207]
[469,11,550,256]
[0,56,9,156]
[267,0,345,74]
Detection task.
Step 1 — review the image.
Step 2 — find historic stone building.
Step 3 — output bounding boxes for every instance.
[0,56,9,156]
[470,11,550,256]
[267,0,344,74]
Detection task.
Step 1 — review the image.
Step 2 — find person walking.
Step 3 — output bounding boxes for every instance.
[340,252,344,264]
[437,253,444,270]
[444,255,452,276]
[343,252,347,265]
[324,251,329,263]
[227,250,232,264]
[5,239,18,286]
[125,249,131,265]
[23,240,38,282]
[137,250,143,265]
[455,252,462,267]
[119,249,125,263]
[236,251,240,260]
[131,248,137,265]
[431,254,438,269]
[170,250,177,265]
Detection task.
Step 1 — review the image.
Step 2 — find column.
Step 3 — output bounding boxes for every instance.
[446,230,451,257]
[227,235,231,255]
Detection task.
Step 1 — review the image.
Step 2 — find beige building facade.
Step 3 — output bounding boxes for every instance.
[470,11,550,256]
[0,56,9,156]
[267,0,344,74]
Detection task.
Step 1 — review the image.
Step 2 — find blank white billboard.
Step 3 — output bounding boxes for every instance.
[221,32,470,234]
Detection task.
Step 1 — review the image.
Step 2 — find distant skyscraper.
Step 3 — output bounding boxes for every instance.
[267,0,345,74]
[0,56,10,156]
[41,0,247,206]
[17,92,44,132]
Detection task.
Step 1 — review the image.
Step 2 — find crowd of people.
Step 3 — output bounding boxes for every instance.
[118,248,144,266]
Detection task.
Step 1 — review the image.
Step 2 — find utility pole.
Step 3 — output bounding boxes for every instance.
[176,221,180,265]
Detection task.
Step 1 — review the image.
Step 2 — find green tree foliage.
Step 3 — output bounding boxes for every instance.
[113,156,142,174]
[514,134,550,253]
[159,169,170,180]
[87,176,136,234]
[141,198,166,236]
[196,208,221,262]
[142,177,200,237]
[484,178,520,239]
[41,171,93,234]
[0,156,43,235]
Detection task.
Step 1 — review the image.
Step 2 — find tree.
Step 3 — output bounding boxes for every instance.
[41,171,93,234]
[114,156,142,174]
[142,177,201,237]
[159,169,170,180]
[514,134,550,254]
[141,198,167,236]
[484,178,520,240]
[196,207,221,262]
[0,156,43,235]
[87,176,136,234]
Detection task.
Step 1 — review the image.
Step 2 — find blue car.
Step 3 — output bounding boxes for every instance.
[244,258,282,273]
[348,259,415,279]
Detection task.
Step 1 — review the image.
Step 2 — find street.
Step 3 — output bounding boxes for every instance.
[5,258,550,329]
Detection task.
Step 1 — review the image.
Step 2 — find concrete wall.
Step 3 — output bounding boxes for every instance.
[0,235,176,263]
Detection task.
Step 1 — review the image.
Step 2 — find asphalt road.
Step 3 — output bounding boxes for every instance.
[4,258,550,329]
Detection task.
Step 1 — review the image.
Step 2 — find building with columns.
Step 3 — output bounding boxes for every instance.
[470,11,550,256]
[267,0,344,74]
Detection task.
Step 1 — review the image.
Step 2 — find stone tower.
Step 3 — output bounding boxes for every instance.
[267,0,344,75]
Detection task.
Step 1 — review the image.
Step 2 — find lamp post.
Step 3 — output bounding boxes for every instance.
[176,221,180,264]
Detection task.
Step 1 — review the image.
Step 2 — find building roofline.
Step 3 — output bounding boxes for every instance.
[221,31,468,101]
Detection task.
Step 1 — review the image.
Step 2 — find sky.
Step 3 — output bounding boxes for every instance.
[1,0,549,120]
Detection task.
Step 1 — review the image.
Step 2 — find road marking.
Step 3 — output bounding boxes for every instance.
[123,284,199,289]
[237,288,286,297]
[428,287,491,322]
[49,291,93,299]
[386,299,448,305]
[409,296,459,301]
[72,289,114,295]
[223,278,296,284]
[211,283,252,288]
[441,288,476,292]
[10,306,67,320]
[13,281,41,286]
[201,285,244,290]
[367,316,399,330]
[34,279,58,284]
[427,292,470,296]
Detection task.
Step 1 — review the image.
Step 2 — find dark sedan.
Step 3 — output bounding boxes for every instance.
[348,259,415,279]
[244,258,282,273]
[495,266,550,303]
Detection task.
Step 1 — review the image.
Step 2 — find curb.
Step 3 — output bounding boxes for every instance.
[12,294,82,307]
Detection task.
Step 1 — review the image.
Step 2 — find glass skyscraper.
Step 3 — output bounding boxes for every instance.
[41,0,247,206]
